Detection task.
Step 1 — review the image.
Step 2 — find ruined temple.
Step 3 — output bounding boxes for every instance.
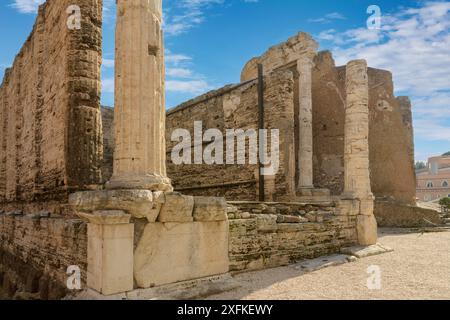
[0,0,442,299]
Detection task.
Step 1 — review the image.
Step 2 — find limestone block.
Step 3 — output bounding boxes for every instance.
[69,190,158,222]
[157,192,194,223]
[356,214,378,246]
[134,221,229,288]
[193,197,227,222]
[255,214,278,232]
[84,211,134,296]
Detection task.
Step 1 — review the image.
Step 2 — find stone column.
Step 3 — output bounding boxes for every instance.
[107,0,171,191]
[343,60,377,246]
[297,59,314,193]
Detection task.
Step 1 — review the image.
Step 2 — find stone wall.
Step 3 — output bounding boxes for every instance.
[374,200,442,228]
[312,51,416,205]
[165,70,296,202]
[227,201,357,271]
[101,106,114,183]
[0,0,102,299]
[0,211,87,299]
[0,0,103,209]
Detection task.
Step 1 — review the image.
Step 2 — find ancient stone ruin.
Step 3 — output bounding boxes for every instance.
[0,0,442,299]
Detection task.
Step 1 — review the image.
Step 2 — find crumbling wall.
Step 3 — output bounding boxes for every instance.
[165,70,296,202]
[0,0,103,210]
[312,51,416,205]
[312,51,346,195]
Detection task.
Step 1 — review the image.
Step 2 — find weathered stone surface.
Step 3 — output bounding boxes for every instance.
[292,254,350,272]
[0,0,103,204]
[134,222,229,288]
[374,200,442,227]
[86,217,134,296]
[74,274,240,300]
[193,197,227,222]
[107,0,171,192]
[157,192,194,223]
[356,214,378,246]
[228,201,357,272]
[164,70,296,202]
[69,190,159,222]
[0,214,87,299]
[341,243,393,258]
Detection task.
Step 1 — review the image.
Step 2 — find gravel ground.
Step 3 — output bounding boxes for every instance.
[208,228,450,300]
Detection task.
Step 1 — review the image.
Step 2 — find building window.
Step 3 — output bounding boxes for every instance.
[426,181,434,188]
[442,181,449,187]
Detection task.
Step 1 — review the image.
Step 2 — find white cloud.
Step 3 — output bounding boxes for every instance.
[102,77,114,93]
[102,59,114,68]
[10,0,44,13]
[309,12,346,24]
[166,80,212,94]
[166,68,193,78]
[317,1,450,146]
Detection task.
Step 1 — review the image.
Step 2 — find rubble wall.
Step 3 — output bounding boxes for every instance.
[228,202,357,272]
[0,0,103,209]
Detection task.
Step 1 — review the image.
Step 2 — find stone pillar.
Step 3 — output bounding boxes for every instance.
[79,210,134,295]
[343,60,377,246]
[107,0,171,191]
[297,59,314,193]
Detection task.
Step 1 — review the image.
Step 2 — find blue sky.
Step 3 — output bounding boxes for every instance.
[1,0,449,162]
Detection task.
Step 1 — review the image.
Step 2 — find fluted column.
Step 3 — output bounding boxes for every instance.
[343,60,372,199]
[107,0,171,191]
[343,59,377,246]
[297,59,314,191]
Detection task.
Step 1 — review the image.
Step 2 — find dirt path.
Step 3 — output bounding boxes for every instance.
[208,229,450,300]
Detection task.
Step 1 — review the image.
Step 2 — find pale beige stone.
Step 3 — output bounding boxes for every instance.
[157,192,194,222]
[107,0,171,192]
[343,60,372,200]
[83,210,134,296]
[297,60,314,189]
[193,197,227,222]
[69,189,160,222]
[356,214,378,246]
[134,221,229,288]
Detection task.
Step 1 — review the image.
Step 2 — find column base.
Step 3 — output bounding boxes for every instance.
[78,210,134,296]
[296,187,331,202]
[106,174,173,192]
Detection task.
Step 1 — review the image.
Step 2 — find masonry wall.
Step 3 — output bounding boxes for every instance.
[0,212,87,299]
[312,51,417,205]
[227,201,357,272]
[165,70,297,202]
[0,0,103,210]
[0,0,103,299]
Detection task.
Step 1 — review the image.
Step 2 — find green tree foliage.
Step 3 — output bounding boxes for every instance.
[439,197,450,209]
[415,161,426,170]
[443,151,450,156]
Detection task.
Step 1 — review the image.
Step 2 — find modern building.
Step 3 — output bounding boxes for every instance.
[416,155,450,201]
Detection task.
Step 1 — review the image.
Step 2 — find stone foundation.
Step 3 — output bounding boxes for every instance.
[0,211,87,299]
[227,201,357,272]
